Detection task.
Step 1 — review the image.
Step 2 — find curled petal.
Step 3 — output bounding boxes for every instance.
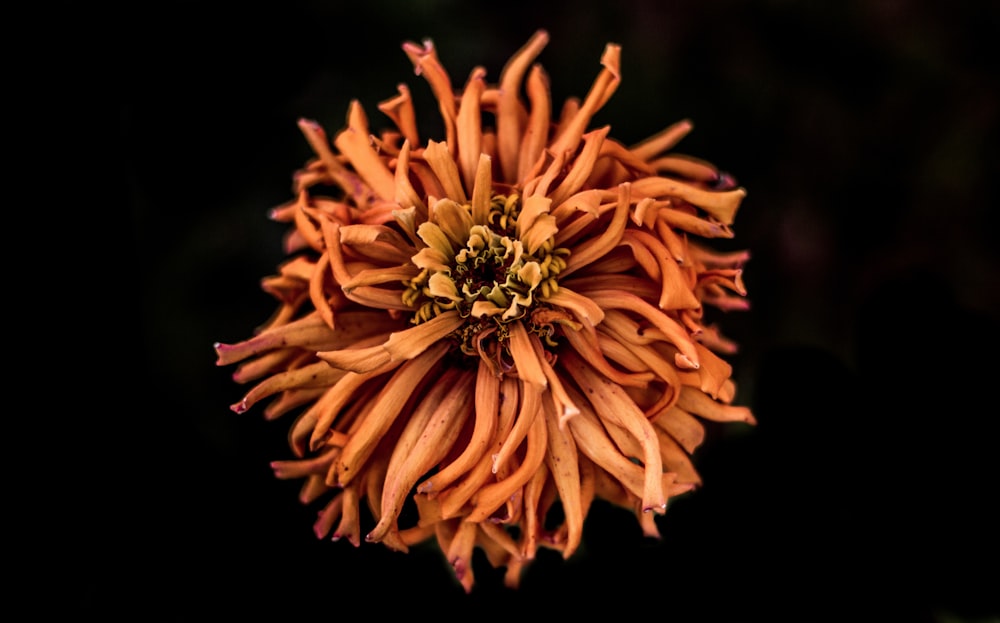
[561,183,631,278]
[549,42,621,157]
[424,139,467,204]
[332,341,451,484]
[632,176,747,226]
[333,101,396,202]
[378,83,419,148]
[676,385,756,425]
[497,29,550,183]
[456,67,486,194]
[467,398,548,523]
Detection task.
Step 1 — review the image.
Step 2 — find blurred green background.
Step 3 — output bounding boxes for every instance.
[112,0,998,620]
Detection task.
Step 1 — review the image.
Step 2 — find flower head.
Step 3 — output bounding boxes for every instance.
[215,30,754,592]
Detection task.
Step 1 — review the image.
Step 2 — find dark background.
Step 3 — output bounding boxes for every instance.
[108,0,999,620]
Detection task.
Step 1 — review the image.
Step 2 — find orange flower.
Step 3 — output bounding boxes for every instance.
[215,29,754,592]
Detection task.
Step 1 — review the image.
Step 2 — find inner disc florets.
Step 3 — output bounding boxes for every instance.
[403,193,569,356]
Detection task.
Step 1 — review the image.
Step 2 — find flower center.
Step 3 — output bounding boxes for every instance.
[403,193,569,357]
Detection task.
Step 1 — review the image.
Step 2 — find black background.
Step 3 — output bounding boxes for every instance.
[107,0,1000,620]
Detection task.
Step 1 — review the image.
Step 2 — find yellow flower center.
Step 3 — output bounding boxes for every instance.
[402,193,569,357]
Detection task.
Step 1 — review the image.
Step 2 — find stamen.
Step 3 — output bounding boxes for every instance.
[402,193,572,364]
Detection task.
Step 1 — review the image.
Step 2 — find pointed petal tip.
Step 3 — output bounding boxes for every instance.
[643,501,669,514]
[675,353,700,370]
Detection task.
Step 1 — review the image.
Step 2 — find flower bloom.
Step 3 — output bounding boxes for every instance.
[215,29,754,591]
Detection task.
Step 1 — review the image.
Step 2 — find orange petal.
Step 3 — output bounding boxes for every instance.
[560,183,630,278]
[676,385,756,425]
[383,310,465,361]
[633,176,747,226]
[496,29,549,183]
[548,126,610,209]
[333,101,396,202]
[470,153,493,225]
[377,83,419,148]
[424,139,467,203]
[418,358,500,494]
[549,43,620,157]
[456,66,486,194]
[333,341,450,484]
[402,38,457,153]
[517,64,552,184]
[629,119,694,161]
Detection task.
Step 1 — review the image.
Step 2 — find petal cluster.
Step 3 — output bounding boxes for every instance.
[214,30,754,592]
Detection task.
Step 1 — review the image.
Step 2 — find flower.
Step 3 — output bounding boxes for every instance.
[214,29,754,592]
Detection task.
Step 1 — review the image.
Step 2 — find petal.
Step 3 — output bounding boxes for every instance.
[561,350,666,513]
[517,64,552,183]
[560,183,631,278]
[676,385,755,424]
[369,368,474,544]
[418,358,500,494]
[377,83,419,148]
[541,286,605,326]
[339,224,416,264]
[470,153,494,225]
[507,320,547,389]
[427,272,461,301]
[542,401,583,557]
[496,29,549,183]
[332,341,451,484]
[333,101,397,202]
[649,154,720,183]
[549,42,621,157]
[424,139,467,203]
[564,387,658,511]
[316,343,392,374]
[393,140,427,215]
[402,37,457,149]
[624,229,701,310]
[342,286,410,311]
[561,321,654,389]
[438,376,521,519]
[446,521,479,594]
[548,126,610,208]
[515,194,552,239]
[633,176,747,226]
[629,119,694,161]
[430,197,475,247]
[528,331,581,426]
[230,361,346,414]
[652,405,706,454]
[456,67,486,195]
[588,288,701,369]
[416,221,455,256]
[411,246,452,273]
[214,311,335,366]
[466,397,548,523]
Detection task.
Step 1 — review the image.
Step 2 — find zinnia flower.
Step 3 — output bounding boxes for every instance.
[215,29,754,592]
